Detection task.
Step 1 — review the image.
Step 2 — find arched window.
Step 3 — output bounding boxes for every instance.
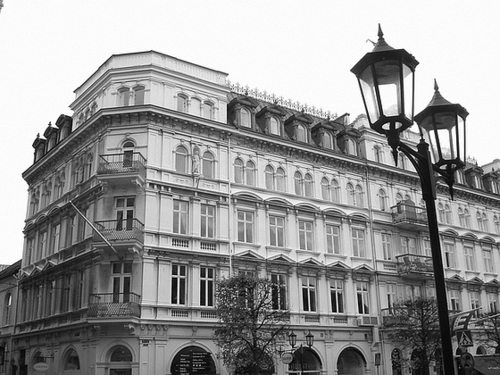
[374,146,382,163]
[294,171,303,195]
[177,94,188,113]
[64,348,80,370]
[134,86,145,105]
[438,203,446,223]
[296,125,307,142]
[110,345,133,362]
[175,146,189,173]
[191,98,201,116]
[203,101,214,119]
[265,165,275,190]
[240,108,251,128]
[464,209,471,228]
[444,204,452,224]
[323,132,334,149]
[483,213,489,232]
[331,179,340,203]
[202,151,214,179]
[346,183,355,205]
[458,208,465,227]
[118,87,130,107]
[276,167,286,192]
[494,215,500,234]
[321,177,330,200]
[379,189,387,211]
[477,211,483,231]
[355,185,364,207]
[123,141,135,168]
[304,173,313,197]
[4,293,11,325]
[234,158,244,183]
[269,117,280,135]
[396,193,404,204]
[246,160,255,186]
[345,138,357,155]
[398,153,406,169]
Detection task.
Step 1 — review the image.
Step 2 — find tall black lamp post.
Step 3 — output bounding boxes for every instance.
[351,25,468,375]
[288,331,314,375]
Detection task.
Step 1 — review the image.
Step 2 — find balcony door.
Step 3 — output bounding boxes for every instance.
[112,262,132,303]
[115,197,135,231]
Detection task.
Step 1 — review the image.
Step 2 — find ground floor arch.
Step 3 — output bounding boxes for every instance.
[287,347,322,375]
[337,347,367,375]
[170,345,216,375]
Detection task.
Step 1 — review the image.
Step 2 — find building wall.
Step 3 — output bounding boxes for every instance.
[9,50,500,375]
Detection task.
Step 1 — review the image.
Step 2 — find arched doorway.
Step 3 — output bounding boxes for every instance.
[287,348,321,375]
[337,348,366,375]
[63,348,81,374]
[108,345,133,375]
[391,348,402,375]
[170,346,216,375]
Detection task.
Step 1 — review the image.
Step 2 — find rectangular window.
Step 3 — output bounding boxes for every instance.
[171,264,187,305]
[200,267,214,307]
[423,239,432,257]
[483,248,494,273]
[38,231,47,258]
[112,262,132,303]
[237,211,254,243]
[382,233,392,260]
[201,204,215,238]
[488,293,498,313]
[51,223,61,253]
[26,237,35,264]
[387,284,397,313]
[271,274,287,310]
[298,220,314,251]
[469,291,481,317]
[116,197,135,231]
[65,216,75,248]
[356,282,370,314]
[400,236,417,254]
[326,225,340,254]
[464,245,476,271]
[449,289,461,311]
[444,242,456,268]
[330,279,344,313]
[301,277,316,312]
[173,200,188,234]
[352,228,366,257]
[269,216,285,247]
[76,208,87,241]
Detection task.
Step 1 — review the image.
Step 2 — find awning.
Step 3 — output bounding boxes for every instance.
[473,355,500,375]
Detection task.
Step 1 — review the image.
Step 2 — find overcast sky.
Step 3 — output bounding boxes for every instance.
[1,0,499,264]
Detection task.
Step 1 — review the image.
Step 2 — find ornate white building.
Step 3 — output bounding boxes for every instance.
[7,51,500,375]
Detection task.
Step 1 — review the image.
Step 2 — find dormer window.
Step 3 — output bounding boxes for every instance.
[323,131,335,149]
[345,138,357,156]
[269,117,280,135]
[296,124,307,142]
[118,87,130,106]
[240,108,251,128]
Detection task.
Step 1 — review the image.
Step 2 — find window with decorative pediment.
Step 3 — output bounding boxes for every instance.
[175,145,189,173]
[240,107,251,128]
[294,171,303,196]
[269,116,280,135]
[296,124,307,142]
[133,85,145,105]
[321,178,329,200]
[323,131,335,149]
[265,165,275,190]
[246,160,255,186]
[331,179,340,203]
[379,189,387,211]
[202,151,215,179]
[118,87,130,106]
[191,98,201,116]
[203,101,214,119]
[304,173,314,197]
[177,94,188,113]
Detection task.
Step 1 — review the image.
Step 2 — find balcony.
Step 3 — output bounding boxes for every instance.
[93,219,144,243]
[396,253,434,278]
[391,201,428,230]
[97,152,146,188]
[88,292,141,318]
[97,152,146,175]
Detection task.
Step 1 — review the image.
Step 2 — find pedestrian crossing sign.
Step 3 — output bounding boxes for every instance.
[456,330,473,347]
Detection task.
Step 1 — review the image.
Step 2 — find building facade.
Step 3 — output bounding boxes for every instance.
[9,51,500,375]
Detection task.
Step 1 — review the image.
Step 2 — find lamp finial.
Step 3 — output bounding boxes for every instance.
[434,79,439,93]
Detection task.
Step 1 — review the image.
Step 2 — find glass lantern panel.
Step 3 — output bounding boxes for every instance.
[403,63,414,121]
[359,66,380,124]
[433,111,458,162]
[457,115,466,164]
[374,60,401,117]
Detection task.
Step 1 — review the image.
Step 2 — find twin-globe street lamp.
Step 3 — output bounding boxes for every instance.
[351,25,468,375]
[288,331,314,375]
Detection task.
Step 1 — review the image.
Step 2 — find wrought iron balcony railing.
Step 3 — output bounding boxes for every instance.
[97,152,146,175]
[391,202,428,229]
[93,219,144,242]
[88,292,141,318]
[396,253,434,274]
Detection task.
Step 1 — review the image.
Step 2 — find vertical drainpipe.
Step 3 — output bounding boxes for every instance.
[227,134,233,276]
[364,164,384,370]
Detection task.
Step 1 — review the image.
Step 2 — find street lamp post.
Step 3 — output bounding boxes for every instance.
[351,25,468,375]
[288,331,314,375]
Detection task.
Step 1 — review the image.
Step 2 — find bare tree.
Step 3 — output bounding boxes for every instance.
[474,312,500,353]
[214,274,289,375]
[383,297,441,375]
